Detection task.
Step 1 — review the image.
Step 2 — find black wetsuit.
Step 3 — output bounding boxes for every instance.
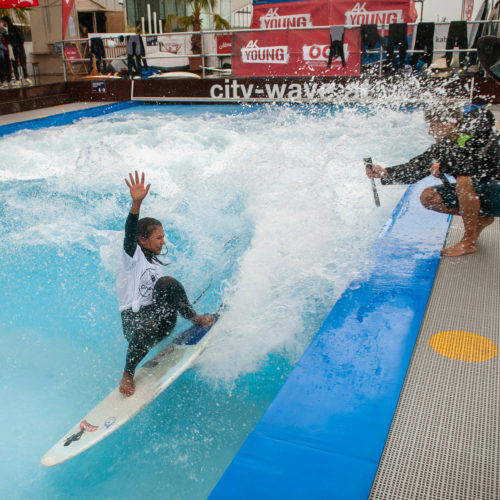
[121,213,196,375]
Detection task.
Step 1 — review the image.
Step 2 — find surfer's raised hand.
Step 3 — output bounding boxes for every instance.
[125,171,151,213]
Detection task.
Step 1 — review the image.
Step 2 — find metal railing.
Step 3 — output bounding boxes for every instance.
[59,19,500,81]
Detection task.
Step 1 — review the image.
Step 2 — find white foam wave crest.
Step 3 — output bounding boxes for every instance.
[0,105,431,382]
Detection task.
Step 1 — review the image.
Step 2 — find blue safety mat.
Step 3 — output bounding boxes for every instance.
[209,179,451,499]
[0,101,136,138]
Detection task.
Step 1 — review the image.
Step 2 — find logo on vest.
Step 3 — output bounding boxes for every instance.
[345,2,403,26]
[260,8,312,29]
[241,40,290,64]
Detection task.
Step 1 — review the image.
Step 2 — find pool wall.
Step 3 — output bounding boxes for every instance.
[209,180,451,499]
[0,75,498,117]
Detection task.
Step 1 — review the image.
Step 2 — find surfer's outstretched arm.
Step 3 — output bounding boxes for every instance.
[125,170,151,214]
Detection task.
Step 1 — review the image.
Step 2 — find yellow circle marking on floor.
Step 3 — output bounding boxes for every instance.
[430,330,498,362]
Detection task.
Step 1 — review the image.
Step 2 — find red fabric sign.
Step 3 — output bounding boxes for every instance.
[233,29,290,76]
[462,0,474,21]
[0,0,38,6]
[64,44,79,62]
[62,0,75,40]
[232,28,361,77]
[243,0,417,76]
[252,0,418,29]
[330,0,418,33]
[295,27,361,76]
[251,1,330,29]
[217,34,233,55]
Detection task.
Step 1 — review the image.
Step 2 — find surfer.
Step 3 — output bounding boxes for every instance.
[366,106,499,257]
[117,171,215,396]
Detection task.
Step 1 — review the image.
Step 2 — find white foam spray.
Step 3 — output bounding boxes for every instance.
[0,105,432,383]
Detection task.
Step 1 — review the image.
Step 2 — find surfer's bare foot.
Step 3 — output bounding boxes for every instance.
[119,371,135,396]
[442,239,477,257]
[192,314,216,327]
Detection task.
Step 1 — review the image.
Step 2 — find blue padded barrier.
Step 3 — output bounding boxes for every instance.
[210,178,451,500]
[0,101,137,138]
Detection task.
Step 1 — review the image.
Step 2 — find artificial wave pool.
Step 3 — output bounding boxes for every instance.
[0,103,433,499]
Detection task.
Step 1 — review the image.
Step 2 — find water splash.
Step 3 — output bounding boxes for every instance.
[0,104,430,499]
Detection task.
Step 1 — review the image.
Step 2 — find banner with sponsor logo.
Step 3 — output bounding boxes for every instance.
[0,0,38,6]
[331,0,417,34]
[243,0,416,75]
[233,30,290,76]
[295,27,361,75]
[232,27,361,77]
[251,1,329,29]
[217,34,233,55]
[252,0,418,28]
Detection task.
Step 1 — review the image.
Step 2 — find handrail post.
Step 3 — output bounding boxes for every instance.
[378,37,383,76]
[62,41,68,82]
[201,31,206,78]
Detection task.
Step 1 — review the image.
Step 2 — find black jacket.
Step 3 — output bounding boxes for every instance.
[1,16,24,51]
[382,111,499,184]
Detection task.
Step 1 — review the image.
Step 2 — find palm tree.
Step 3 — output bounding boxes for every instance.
[0,8,31,25]
[165,0,231,55]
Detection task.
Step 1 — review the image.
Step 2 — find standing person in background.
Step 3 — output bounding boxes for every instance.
[1,16,32,87]
[0,22,10,89]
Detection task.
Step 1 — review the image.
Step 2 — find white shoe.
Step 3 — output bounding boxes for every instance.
[0,82,9,89]
[22,77,33,86]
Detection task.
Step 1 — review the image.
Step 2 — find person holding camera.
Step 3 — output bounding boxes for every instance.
[366,106,499,257]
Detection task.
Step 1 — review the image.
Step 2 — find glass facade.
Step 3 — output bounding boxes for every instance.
[126,0,187,32]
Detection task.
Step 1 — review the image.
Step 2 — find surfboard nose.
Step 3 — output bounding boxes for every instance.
[41,455,57,467]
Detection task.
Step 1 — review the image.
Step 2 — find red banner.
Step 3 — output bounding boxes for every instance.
[251,1,330,29]
[217,34,233,55]
[242,0,417,76]
[0,0,38,6]
[296,28,361,75]
[252,0,418,29]
[62,0,75,40]
[232,28,361,77]
[331,0,418,33]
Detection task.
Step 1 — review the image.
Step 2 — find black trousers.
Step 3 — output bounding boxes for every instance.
[127,54,142,76]
[11,46,28,80]
[410,22,435,67]
[0,55,10,82]
[361,24,382,58]
[386,23,408,68]
[122,276,196,375]
[446,21,468,67]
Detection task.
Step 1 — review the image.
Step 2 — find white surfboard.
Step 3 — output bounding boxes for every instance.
[41,317,217,467]
[147,71,201,79]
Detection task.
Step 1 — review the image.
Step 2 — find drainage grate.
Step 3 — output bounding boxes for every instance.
[370,217,500,500]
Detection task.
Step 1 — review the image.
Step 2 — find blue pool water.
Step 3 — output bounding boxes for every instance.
[0,104,432,499]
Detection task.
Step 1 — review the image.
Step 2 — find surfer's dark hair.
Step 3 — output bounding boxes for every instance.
[137,217,168,266]
[138,217,162,239]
